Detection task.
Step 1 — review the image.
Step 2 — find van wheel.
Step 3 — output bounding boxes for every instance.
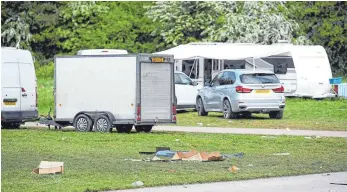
[1,122,21,129]
[116,124,133,133]
[269,111,284,119]
[135,125,153,133]
[197,98,208,116]
[74,114,92,132]
[94,115,112,132]
[223,99,237,119]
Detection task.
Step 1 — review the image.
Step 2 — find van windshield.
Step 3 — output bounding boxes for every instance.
[175,73,193,85]
[240,73,280,84]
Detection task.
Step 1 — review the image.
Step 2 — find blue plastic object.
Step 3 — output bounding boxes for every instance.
[329,77,342,84]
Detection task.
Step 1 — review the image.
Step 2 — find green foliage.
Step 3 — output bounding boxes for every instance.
[35,62,54,80]
[54,1,163,54]
[288,1,347,74]
[146,1,308,45]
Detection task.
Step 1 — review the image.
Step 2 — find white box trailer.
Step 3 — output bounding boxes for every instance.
[41,54,176,133]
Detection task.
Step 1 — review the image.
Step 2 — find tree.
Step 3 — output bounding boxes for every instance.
[55,1,163,54]
[145,1,308,47]
[1,1,65,64]
[288,1,347,74]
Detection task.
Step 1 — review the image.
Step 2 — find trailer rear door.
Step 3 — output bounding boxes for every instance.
[138,55,175,124]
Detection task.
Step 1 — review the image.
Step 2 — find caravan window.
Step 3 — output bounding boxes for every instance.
[261,56,295,68]
[224,60,246,69]
[182,59,199,79]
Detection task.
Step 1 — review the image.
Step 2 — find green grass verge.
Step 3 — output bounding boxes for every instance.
[2,129,347,192]
[176,98,347,131]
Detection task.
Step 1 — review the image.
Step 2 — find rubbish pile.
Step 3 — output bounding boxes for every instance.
[129,147,244,162]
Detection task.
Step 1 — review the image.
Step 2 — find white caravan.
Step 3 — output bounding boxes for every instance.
[40,54,176,133]
[155,42,335,99]
[1,47,38,128]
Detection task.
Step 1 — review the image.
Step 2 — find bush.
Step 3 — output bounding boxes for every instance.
[36,62,54,79]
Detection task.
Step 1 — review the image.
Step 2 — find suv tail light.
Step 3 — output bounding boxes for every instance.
[236,86,252,93]
[172,104,177,121]
[272,86,284,93]
[136,104,141,121]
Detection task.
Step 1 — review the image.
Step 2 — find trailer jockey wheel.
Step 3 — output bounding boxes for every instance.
[135,125,153,133]
[116,124,133,133]
[74,114,93,132]
[94,115,112,133]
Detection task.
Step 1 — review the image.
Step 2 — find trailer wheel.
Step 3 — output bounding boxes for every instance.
[74,114,92,132]
[116,124,133,133]
[135,125,153,133]
[1,122,21,129]
[94,115,112,132]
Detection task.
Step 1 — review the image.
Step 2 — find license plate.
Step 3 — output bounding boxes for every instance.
[4,101,16,105]
[255,90,270,93]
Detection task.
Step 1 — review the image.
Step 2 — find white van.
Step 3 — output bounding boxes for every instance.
[1,47,38,128]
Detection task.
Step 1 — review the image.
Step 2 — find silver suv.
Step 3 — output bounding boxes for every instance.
[196,69,286,119]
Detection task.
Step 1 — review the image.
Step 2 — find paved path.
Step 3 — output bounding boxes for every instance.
[110,172,347,192]
[22,122,347,138]
[154,126,347,138]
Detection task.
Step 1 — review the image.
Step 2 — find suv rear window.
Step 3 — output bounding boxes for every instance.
[240,73,280,84]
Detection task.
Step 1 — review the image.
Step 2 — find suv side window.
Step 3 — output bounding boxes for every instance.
[220,72,236,85]
[211,72,223,86]
[230,72,236,84]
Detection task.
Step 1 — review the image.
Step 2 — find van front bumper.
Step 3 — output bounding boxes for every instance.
[1,110,38,122]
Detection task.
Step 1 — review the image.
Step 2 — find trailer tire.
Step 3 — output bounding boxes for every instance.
[94,115,112,133]
[74,114,93,132]
[116,124,133,133]
[135,125,153,133]
[1,122,21,129]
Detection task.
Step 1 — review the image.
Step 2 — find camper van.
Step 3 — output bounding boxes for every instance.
[1,47,38,128]
[155,43,335,99]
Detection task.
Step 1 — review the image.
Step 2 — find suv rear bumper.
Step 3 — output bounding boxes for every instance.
[1,110,38,122]
[232,101,285,113]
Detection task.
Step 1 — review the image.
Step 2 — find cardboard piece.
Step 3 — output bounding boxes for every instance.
[32,161,64,174]
[172,150,223,162]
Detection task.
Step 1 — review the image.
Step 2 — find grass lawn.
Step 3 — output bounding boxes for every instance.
[2,128,347,192]
[176,98,347,131]
[37,79,347,131]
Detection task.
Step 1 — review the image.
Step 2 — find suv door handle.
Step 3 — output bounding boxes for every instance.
[22,93,27,97]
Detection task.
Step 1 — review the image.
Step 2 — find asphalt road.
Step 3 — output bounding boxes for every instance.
[110,172,347,192]
[22,122,347,138]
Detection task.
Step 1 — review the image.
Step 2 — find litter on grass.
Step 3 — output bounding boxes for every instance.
[32,161,64,175]
[131,181,144,187]
[273,152,290,156]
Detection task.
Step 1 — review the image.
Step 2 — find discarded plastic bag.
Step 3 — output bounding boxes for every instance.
[131,181,144,187]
